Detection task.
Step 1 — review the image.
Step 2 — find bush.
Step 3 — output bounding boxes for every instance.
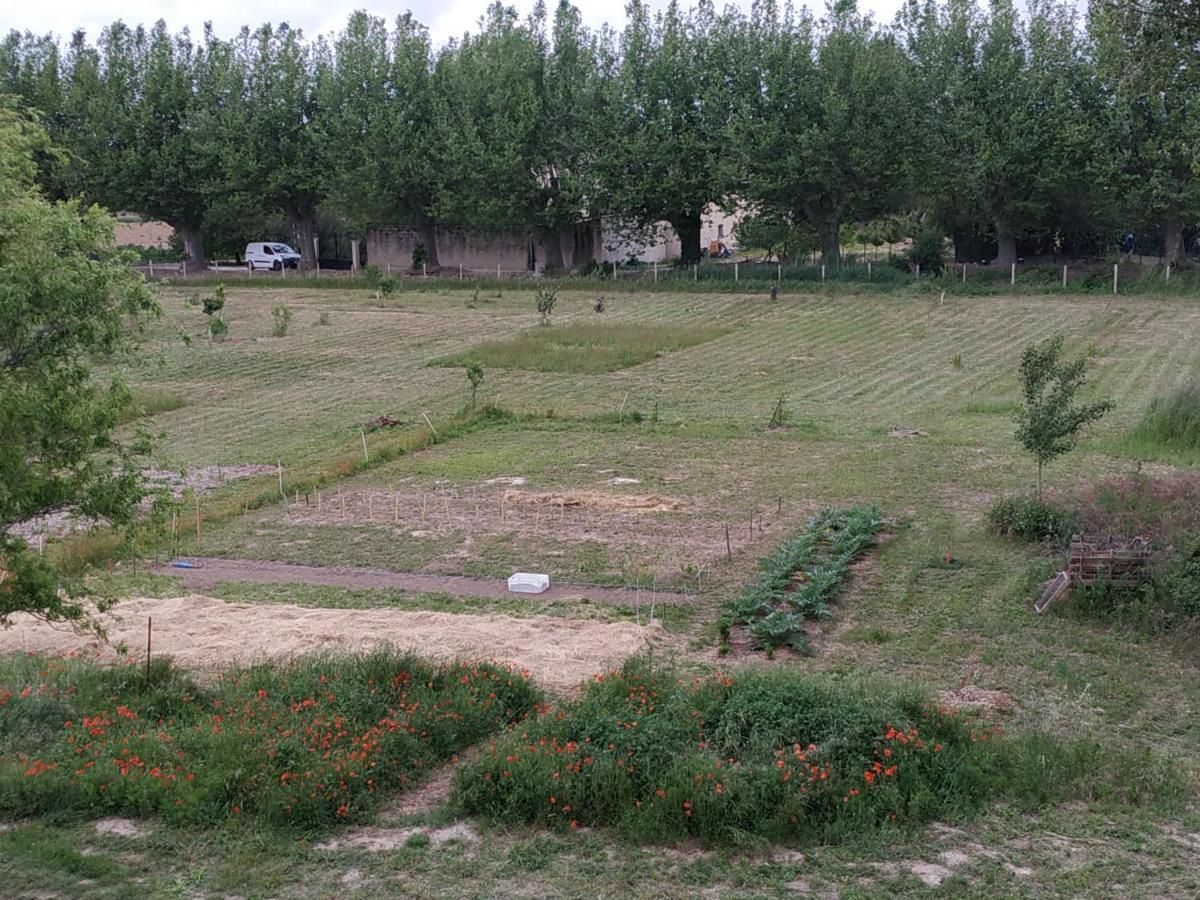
[986,496,1075,545]
[452,658,1162,845]
[0,651,541,830]
[535,287,557,326]
[903,225,946,275]
[271,304,293,337]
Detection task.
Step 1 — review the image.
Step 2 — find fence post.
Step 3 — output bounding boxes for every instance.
[314,237,320,274]
[182,260,187,277]
[653,261,658,283]
[1010,262,1016,285]
[1113,263,1119,295]
[821,264,826,283]
[777,262,782,283]
[1166,264,1171,284]
[148,260,154,278]
[459,263,463,280]
[734,261,739,282]
[962,263,967,283]
[497,263,501,279]
[613,260,619,280]
[1062,264,1067,288]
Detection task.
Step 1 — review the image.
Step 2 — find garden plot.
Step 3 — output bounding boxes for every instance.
[0,595,663,692]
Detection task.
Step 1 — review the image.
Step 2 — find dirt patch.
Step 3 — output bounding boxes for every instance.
[94,817,149,839]
[151,557,693,606]
[0,595,662,693]
[938,686,1017,714]
[503,489,687,513]
[317,822,479,853]
[908,861,954,886]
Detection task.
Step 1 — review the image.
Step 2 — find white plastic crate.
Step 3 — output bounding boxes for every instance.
[507,572,550,594]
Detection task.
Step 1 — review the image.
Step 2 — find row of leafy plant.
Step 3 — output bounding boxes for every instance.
[723,505,884,652]
[0,650,541,830]
[451,658,1173,845]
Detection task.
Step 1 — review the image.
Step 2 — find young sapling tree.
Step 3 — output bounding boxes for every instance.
[1015,333,1114,499]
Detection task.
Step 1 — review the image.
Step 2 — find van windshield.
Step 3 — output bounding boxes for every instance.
[271,244,295,254]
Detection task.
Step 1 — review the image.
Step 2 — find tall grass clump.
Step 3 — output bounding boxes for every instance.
[0,650,541,830]
[1121,380,1200,464]
[452,658,1173,845]
[724,506,883,652]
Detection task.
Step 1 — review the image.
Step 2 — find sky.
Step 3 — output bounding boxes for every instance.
[0,0,912,48]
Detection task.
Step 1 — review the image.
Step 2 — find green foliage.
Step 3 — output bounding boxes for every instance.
[464,359,484,409]
[209,316,229,342]
[986,496,1075,545]
[904,226,947,275]
[1015,334,1114,498]
[115,388,187,426]
[434,324,726,375]
[1122,380,1200,464]
[452,658,1168,844]
[727,506,884,652]
[0,651,541,830]
[534,287,558,327]
[0,105,159,626]
[270,305,293,337]
[200,284,226,317]
[412,242,429,271]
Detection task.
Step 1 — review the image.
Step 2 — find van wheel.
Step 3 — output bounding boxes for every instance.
[272,260,282,271]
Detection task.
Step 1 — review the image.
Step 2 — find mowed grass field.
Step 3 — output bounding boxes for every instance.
[6,281,1200,897]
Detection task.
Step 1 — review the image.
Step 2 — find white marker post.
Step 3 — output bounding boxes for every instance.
[1113,263,1119,295]
[1010,262,1016,285]
[821,264,826,283]
[1062,265,1067,288]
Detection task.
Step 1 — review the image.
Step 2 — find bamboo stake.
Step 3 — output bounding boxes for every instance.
[725,523,731,559]
[394,493,400,522]
[146,618,152,678]
[422,412,438,437]
[360,428,369,463]
[195,494,202,544]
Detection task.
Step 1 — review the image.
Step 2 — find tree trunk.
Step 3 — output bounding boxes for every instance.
[293,209,318,271]
[674,214,702,265]
[540,229,565,272]
[818,218,841,270]
[1163,215,1183,266]
[177,223,206,272]
[413,210,440,271]
[993,219,1017,268]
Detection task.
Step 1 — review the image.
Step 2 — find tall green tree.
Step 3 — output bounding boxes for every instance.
[319,12,442,267]
[599,1,742,264]
[1091,0,1200,264]
[900,0,1104,266]
[0,104,158,625]
[743,1,912,268]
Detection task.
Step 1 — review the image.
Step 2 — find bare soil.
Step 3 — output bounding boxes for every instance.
[150,557,692,605]
[0,595,663,693]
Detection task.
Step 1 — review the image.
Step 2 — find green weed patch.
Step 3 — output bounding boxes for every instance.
[432,323,727,374]
[1119,380,1200,465]
[0,650,541,830]
[725,506,883,652]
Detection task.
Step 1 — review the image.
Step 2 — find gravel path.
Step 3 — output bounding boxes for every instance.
[151,557,692,606]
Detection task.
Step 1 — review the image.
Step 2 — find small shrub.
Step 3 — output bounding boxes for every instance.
[411,243,429,272]
[208,316,228,343]
[903,225,946,275]
[986,496,1075,545]
[951,353,963,369]
[271,304,293,337]
[464,360,484,409]
[535,287,557,326]
[200,284,226,317]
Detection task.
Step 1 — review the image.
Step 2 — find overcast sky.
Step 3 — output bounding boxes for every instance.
[1,1,914,48]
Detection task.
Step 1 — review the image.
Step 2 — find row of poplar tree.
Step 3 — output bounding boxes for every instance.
[1,0,1197,271]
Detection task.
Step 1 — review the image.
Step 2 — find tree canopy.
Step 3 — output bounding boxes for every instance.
[1,0,1197,268]
[0,103,158,626]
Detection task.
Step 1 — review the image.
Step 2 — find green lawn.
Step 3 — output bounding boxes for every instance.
[7,282,1200,896]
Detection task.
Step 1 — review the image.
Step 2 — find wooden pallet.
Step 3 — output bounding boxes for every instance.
[1066,534,1150,586]
[1035,571,1071,614]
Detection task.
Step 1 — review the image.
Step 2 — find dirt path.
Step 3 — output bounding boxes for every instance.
[151,557,692,606]
[0,595,663,693]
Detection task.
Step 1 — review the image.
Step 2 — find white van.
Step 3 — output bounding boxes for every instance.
[245,242,301,271]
